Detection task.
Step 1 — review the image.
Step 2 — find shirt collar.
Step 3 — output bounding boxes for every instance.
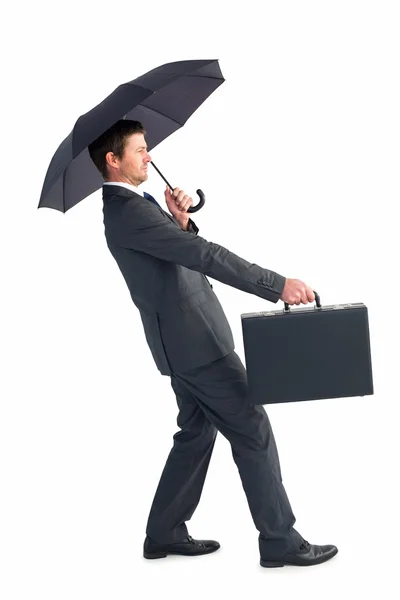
[103,181,143,197]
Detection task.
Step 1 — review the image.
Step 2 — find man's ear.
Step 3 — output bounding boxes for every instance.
[105,151,119,169]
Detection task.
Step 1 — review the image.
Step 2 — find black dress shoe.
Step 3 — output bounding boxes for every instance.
[143,535,220,559]
[260,539,338,568]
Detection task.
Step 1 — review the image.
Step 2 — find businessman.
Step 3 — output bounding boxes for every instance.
[88,119,338,568]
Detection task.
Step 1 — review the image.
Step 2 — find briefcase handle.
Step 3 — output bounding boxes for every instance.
[284,291,322,312]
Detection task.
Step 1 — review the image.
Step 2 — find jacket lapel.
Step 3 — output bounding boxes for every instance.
[102,185,179,227]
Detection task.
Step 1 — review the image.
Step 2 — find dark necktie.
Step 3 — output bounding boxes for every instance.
[143,191,161,208]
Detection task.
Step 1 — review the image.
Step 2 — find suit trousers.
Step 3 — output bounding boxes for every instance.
[145,350,301,559]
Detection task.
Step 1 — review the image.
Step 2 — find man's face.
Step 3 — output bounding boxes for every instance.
[106,132,151,186]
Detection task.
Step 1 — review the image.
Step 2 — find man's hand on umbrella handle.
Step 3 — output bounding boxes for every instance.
[164,186,193,225]
[280,278,315,306]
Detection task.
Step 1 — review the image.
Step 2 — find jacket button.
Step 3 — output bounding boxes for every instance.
[258,278,272,287]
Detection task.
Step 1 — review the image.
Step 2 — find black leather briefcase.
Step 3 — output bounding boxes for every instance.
[241,293,374,405]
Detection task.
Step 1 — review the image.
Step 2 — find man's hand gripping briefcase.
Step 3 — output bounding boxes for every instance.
[241,293,374,405]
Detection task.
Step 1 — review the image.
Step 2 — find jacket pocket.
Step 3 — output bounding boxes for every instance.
[179,289,208,312]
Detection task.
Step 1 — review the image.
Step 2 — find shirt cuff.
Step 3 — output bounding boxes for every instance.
[187,219,199,234]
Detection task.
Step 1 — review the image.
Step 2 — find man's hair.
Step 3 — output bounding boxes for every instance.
[88,119,146,178]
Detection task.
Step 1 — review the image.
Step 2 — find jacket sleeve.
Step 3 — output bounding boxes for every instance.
[108,198,286,303]
[172,216,199,234]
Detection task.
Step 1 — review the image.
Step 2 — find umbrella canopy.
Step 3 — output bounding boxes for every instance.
[38,59,224,213]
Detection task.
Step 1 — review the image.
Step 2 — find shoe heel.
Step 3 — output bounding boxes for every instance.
[144,550,168,559]
[260,558,284,568]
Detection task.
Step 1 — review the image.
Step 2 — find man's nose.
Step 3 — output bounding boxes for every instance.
[145,153,152,162]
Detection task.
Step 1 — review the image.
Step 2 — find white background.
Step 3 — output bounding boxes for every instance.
[1,1,399,598]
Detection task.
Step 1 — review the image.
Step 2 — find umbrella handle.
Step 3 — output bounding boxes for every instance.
[151,161,205,212]
[187,189,205,213]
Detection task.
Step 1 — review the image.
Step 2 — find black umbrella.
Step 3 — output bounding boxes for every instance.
[38,59,225,213]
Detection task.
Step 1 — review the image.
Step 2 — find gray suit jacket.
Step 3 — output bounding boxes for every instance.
[102,184,286,376]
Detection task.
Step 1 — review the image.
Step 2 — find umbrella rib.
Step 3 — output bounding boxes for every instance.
[139,104,184,127]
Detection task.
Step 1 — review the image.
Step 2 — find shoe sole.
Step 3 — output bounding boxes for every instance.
[260,548,338,568]
[144,546,220,560]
